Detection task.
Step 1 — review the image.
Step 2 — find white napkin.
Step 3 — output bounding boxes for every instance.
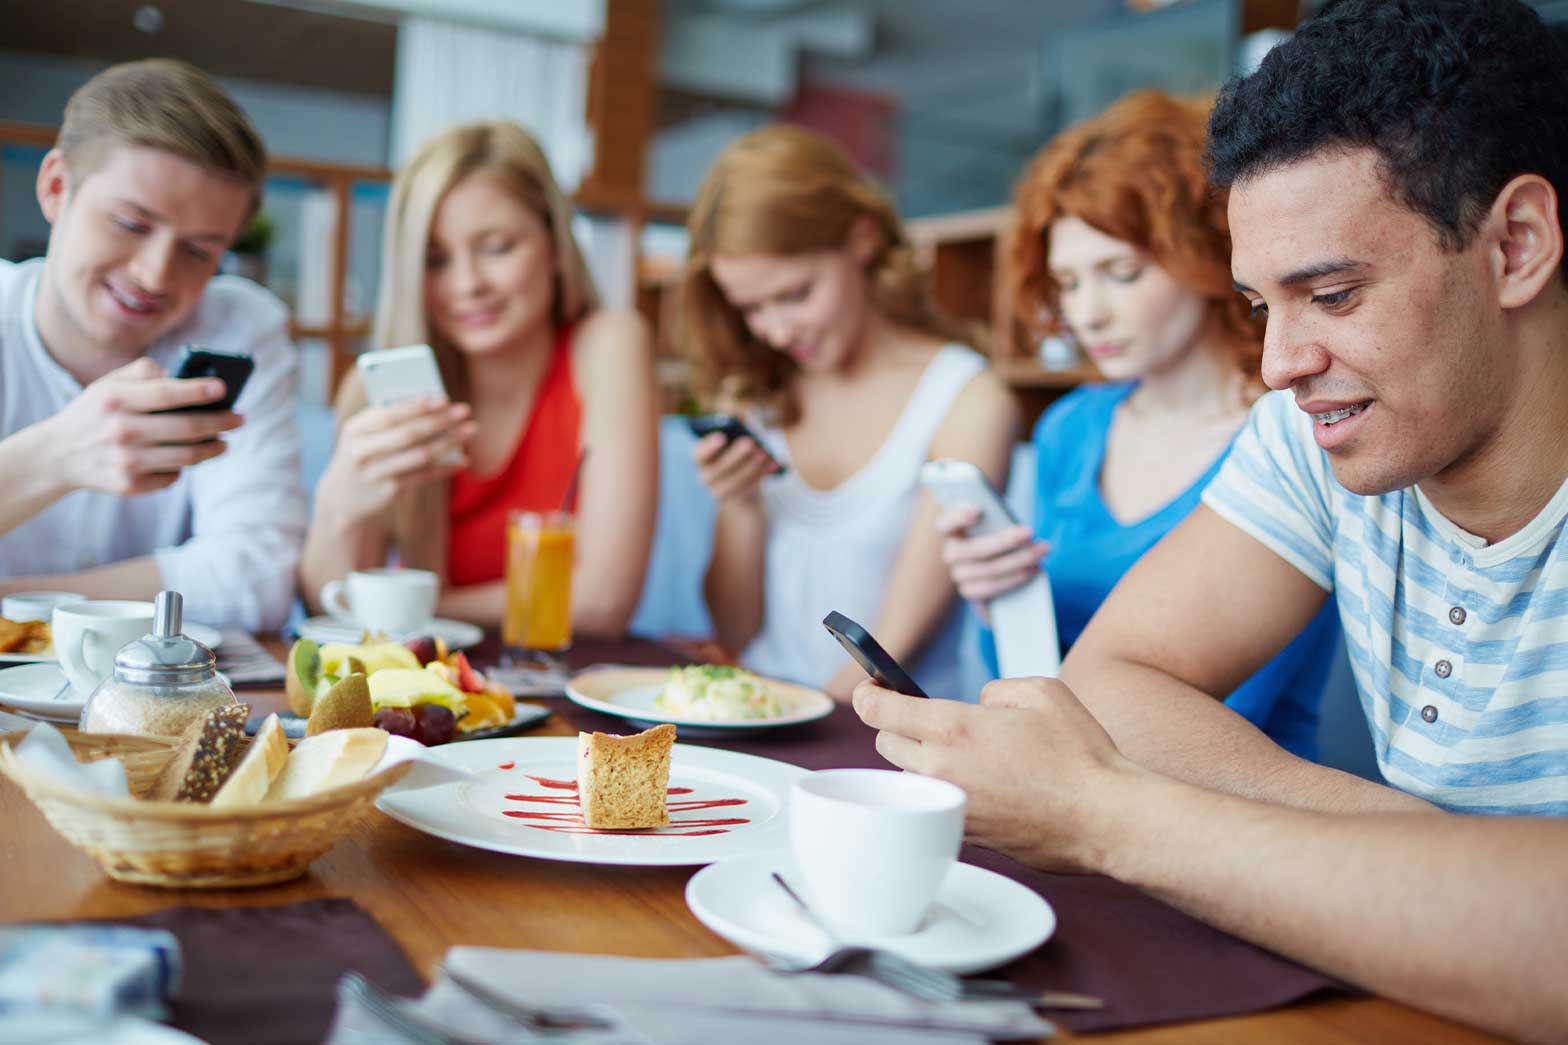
[329,947,1054,1044]
[374,734,483,793]
[13,722,128,798]
[0,924,181,1021]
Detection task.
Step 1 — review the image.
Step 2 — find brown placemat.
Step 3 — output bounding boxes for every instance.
[558,696,1347,1032]
[83,897,422,1045]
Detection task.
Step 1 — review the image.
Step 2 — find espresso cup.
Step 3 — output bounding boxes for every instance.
[320,568,438,636]
[53,600,156,697]
[788,769,966,938]
[2,590,86,623]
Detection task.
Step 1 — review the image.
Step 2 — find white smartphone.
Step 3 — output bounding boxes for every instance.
[355,344,461,465]
[356,344,448,406]
[920,458,1061,679]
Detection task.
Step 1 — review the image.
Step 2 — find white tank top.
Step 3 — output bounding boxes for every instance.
[740,344,987,696]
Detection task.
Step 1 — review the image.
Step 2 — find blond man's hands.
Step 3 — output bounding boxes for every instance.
[42,357,243,497]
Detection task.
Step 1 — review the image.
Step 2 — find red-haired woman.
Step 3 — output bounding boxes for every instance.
[939,91,1338,755]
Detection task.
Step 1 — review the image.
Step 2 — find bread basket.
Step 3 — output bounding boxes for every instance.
[0,728,411,889]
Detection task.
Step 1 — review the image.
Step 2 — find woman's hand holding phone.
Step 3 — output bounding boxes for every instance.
[692,430,780,508]
[322,398,477,522]
[935,504,1049,605]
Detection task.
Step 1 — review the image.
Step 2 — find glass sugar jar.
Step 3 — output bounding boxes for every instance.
[78,591,237,737]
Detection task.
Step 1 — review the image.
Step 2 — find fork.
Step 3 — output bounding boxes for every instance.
[768,872,1103,1011]
[438,959,618,1033]
[340,972,485,1045]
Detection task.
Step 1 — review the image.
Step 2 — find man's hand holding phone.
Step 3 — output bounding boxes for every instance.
[40,357,242,497]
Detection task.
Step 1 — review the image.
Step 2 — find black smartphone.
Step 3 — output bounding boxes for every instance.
[160,347,255,413]
[687,412,787,474]
[821,610,929,698]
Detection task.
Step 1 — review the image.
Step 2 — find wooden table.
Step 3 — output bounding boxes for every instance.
[0,645,1499,1044]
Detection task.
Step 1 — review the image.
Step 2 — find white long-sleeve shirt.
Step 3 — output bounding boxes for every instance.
[0,259,306,631]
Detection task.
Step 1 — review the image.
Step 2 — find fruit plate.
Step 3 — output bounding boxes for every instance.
[257,703,553,742]
[376,737,806,866]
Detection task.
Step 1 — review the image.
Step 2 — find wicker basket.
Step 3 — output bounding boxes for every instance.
[0,729,411,889]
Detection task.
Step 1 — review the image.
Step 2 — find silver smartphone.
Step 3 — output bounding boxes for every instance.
[356,344,448,406]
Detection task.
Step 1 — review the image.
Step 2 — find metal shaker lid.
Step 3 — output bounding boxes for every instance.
[113,591,216,685]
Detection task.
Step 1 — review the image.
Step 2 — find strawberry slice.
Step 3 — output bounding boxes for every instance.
[451,651,486,694]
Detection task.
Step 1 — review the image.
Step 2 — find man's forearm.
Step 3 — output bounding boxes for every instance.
[1095,771,1568,1040]
[1062,654,1431,814]
[1,556,163,601]
[0,423,68,536]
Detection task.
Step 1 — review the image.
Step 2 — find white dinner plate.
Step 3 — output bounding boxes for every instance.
[686,850,1057,975]
[296,615,483,651]
[376,736,806,866]
[566,667,835,734]
[0,622,223,665]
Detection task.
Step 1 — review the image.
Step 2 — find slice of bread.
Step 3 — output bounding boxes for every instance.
[576,723,676,829]
[265,727,389,801]
[149,704,251,803]
[210,713,290,807]
[306,673,373,736]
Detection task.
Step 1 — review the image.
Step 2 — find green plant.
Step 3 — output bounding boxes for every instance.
[231,211,275,255]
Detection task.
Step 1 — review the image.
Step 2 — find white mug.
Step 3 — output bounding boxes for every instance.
[788,769,966,938]
[320,568,438,636]
[3,590,86,623]
[53,600,156,697]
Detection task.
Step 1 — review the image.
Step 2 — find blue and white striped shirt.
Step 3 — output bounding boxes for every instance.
[1203,391,1568,815]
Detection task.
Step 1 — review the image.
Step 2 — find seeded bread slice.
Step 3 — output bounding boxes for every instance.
[149,704,251,803]
[576,723,676,829]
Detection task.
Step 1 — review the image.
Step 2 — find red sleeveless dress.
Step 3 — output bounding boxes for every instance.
[446,327,580,586]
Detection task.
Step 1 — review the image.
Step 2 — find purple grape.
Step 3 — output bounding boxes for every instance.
[374,707,417,738]
[411,703,456,746]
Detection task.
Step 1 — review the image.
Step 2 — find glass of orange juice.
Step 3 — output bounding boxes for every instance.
[503,510,574,660]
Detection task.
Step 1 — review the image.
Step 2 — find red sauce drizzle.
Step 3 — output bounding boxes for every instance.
[497,761,516,770]
[500,776,750,837]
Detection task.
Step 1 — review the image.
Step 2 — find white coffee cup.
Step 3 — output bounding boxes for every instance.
[789,769,966,938]
[2,590,86,623]
[53,600,156,697]
[320,568,438,636]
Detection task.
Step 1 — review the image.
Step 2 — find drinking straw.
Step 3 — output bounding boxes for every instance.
[561,447,589,513]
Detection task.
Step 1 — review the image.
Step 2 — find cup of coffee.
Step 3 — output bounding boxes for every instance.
[53,600,156,697]
[788,769,966,938]
[2,590,86,623]
[320,568,438,636]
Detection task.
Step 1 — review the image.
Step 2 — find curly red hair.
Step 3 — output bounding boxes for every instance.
[1007,90,1262,377]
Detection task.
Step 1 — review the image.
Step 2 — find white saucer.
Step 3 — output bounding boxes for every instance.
[296,616,483,650]
[686,850,1056,975]
[0,662,235,725]
[0,662,85,721]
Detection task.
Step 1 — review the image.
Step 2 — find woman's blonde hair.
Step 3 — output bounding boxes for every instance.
[339,119,598,577]
[680,124,963,425]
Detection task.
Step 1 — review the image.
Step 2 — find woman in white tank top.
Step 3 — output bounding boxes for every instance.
[679,125,1020,699]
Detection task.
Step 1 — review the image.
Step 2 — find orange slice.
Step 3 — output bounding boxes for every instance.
[457,692,507,733]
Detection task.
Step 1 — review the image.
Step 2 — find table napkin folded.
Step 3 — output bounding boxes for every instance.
[0,925,180,1021]
[215,630,287,686]
[329,947,1053,1044]
[13,721,128,797]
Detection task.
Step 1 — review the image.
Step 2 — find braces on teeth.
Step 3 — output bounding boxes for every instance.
[1314,403,1368,425]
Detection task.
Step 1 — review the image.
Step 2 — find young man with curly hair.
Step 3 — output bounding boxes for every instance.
[854,1,1568,1036]
[0,60,305,630]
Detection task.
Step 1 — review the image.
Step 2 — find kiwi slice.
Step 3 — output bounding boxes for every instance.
[284,638,321,717]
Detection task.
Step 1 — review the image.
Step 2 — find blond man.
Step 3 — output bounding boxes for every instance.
[0,60,305,630]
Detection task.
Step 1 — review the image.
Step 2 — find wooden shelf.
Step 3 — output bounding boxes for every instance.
[995,358,1099,388]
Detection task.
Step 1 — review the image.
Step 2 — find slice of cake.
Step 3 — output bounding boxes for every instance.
[149,704,251,803]
[576,723,677,829]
